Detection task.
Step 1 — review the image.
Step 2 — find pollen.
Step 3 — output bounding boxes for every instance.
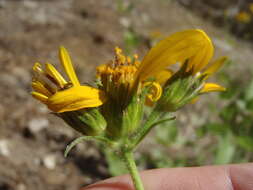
[96,47,139,96]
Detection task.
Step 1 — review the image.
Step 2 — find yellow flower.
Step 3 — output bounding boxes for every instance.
[236,11,251,23]
[32,47,106,113]
[138,29,225,97]
[96,29,225,108]
[96,47,162,108]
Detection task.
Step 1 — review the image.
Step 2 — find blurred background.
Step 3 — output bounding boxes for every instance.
[0,0,253,189]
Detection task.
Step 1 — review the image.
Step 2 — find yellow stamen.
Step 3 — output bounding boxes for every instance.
[31,91,48,103]
[32,81,52,97]
[45,63,67,88]
[59,46,80,86]
[200,83,226,93]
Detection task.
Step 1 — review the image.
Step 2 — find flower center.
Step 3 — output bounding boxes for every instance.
[96,47,140,102]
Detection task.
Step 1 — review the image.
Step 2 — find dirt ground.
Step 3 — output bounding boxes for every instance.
[0,0,252,190]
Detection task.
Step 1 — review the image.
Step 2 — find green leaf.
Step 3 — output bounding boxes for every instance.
[245,79,253,101]
[219,88,237,99]
[155,120,178,145]
[220,104,237,122]
[236,136,253,151]
[202,122,230,135]
[214,133,235,164]
[104,149,128,176]
[246,99,253,111]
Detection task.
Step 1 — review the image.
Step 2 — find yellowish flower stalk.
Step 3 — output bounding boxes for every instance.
[31,29,227,190]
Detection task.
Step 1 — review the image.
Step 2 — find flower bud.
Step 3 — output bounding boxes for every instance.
[58,108,106,136]
[157,62,204,112]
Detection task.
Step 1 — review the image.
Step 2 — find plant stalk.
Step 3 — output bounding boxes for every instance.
[130,109,163,149]
[122,151,144,190]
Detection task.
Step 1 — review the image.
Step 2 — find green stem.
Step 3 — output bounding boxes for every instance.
[130,109,163,149]
[122,151,144,190]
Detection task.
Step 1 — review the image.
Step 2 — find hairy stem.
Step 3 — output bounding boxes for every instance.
[122,151,144,190]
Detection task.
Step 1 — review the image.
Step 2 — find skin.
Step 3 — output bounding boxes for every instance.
[81,163,253,190]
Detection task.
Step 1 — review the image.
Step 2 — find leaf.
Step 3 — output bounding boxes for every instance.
[104,149,128,176]
[245,79,253,101]
[246,99,253,111]
[220,104,237,122]
[204,122,230,135]
[214,133,235,164]
[64,136,114,157]
[236,136,253,151]
[155,120,178,145]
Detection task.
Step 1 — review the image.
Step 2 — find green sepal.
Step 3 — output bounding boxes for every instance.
[158,61,204,112]
[122,86,148,137]
[78,107,107,135]
[57,112,90,135]
[57,107,107,136]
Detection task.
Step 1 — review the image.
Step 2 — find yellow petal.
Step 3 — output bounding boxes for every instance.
[137,29,213,81]
[32,81,52,97]
[59,46,80,86]
[200,83,226,93]
[144,82,162,106]
[188,35,214,73]
[203,56,227,78]
[154,69,173,86]
[31,91,48,103]
[45,63,67,88]
[47,86,106,113]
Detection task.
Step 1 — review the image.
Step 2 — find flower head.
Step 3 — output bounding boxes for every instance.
[96,47,140,107]
[32,47,106,113]
[31,29,226,144]
[139,29,226,111]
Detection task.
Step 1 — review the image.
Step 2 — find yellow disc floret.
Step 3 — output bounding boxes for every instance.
[96,47,140,106]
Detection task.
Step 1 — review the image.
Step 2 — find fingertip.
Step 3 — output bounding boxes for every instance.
[229,163,253,190]
[81,175,133,190]
[81,163,253,190]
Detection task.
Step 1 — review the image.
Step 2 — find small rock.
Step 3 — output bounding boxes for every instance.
[23,0,38,9]
[17,184,26,190]
[0,73,18,87]
[119,17,131,28]
[0,139,10,156]
[28,118,48,133]
[12,66,31,85]
[43,154,56,170]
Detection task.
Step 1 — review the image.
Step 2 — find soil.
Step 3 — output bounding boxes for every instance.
[0,0,252,190]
